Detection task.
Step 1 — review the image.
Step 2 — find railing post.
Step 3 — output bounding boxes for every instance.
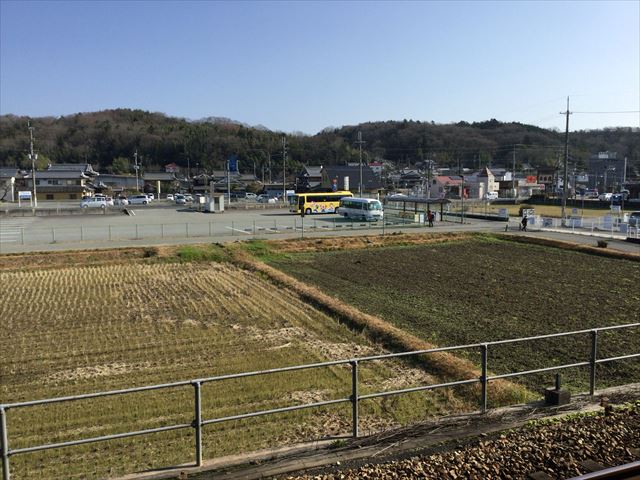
[109,225,112,241]
[51,228,55,243]
[481,344,488,413]
[186,223,189,238]
[350,360,359,438]
[192,382,202,467]
[208,221,212,237]
[161,224,165,238]
[589,330,598,396]
[80,226,84,241]
[1,406,10,480]
[301,217,304,239]
[135,224,139,240]
[20,228,24,245]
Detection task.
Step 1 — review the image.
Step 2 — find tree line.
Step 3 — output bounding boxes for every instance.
[0,109,638,178]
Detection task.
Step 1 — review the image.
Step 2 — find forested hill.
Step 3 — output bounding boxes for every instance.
[1,109,638,176]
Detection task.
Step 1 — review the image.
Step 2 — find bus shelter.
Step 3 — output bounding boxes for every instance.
[383,195,451,223]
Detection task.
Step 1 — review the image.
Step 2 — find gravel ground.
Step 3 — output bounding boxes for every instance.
[288,402,640,479]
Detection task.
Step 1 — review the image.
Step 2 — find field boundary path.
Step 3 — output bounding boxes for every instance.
[116,383,640,480]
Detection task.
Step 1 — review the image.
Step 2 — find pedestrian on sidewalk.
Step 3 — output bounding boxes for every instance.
[521,215,528,232]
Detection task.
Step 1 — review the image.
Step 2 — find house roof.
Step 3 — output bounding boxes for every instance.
[143,172,176,181]
[301,166,323,177]
[435,175,462,185]
[477,167,494,177]
[47,163,99,175]
[0,168,20,178]
[322,165,383,190]
[27,171,91,179]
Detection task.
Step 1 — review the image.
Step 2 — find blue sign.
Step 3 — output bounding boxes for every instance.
[228,155,238,173]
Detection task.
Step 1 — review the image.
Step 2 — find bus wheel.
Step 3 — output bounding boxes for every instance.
[305,208,312,215]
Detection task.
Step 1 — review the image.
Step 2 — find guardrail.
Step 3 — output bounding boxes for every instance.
[1,322,638,480]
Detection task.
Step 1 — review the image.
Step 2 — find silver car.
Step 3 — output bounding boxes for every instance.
[80,197,108,209]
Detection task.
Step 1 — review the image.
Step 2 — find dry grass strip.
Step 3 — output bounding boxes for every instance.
[264,231,478,254]
[228,244,529,407]
[499,234,640,262]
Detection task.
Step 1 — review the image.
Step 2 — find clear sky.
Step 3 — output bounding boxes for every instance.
[1,0,638,134]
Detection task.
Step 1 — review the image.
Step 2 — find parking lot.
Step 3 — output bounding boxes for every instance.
[2,201,639,255]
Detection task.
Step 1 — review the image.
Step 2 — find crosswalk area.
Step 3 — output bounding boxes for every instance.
[0,218,34,244]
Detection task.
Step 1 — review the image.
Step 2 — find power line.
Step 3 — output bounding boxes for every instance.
[581,110,640,114]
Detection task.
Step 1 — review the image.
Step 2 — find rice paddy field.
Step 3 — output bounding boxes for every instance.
[0,248,467,479]
[1,235,638,479]
[266,235,640,395]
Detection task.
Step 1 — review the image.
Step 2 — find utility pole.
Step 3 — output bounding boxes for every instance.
[512,144,517,199]
[282,136,287,201]
[356,131,365,197]
[226,157,231,203]
[28,121,38,207]
[134,149,140,192]
[560,97,572,226]
[427,151,432,199]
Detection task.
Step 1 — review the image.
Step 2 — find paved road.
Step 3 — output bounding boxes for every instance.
[1,204,638,255]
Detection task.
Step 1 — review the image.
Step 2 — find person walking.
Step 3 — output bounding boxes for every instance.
[427,209,434,227]
[521,215,528,232]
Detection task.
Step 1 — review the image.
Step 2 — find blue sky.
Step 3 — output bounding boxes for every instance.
[1,1,638,134]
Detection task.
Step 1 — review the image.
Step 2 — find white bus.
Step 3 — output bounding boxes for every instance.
[338,197,384,221]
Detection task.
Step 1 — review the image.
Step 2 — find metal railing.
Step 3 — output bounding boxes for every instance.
[0,216,438,248]
[1,322,639,480]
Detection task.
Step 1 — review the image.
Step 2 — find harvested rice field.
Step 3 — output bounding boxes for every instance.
[0,252,469,479]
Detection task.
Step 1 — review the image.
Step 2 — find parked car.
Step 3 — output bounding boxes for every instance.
[257,194,276,204]
[166,194,174,201]
[128,195,150,205]
[183,194,194,202]
[80,197,108,209]
[598,193,613,201]
[175,194,186,205]
[245,192,257,200]
[114,196,129,206]
[584,189,599,199]
[628,211,640,228]
[146,193,155,201]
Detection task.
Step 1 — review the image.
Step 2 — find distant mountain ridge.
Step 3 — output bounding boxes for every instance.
[0,109,638,178]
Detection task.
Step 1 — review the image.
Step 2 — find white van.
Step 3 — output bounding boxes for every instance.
[485,192,499,200]
[338,198,384,221]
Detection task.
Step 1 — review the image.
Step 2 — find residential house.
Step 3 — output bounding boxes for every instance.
[97,174,139,194]
[431,175,469,199]
[23,163,99,201]
[143,172,178,196]
[295,166,323,192]
[321,165,383,194]
[164,162,181,174]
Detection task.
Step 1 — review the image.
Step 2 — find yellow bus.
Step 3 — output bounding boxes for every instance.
[289,191,353,215]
